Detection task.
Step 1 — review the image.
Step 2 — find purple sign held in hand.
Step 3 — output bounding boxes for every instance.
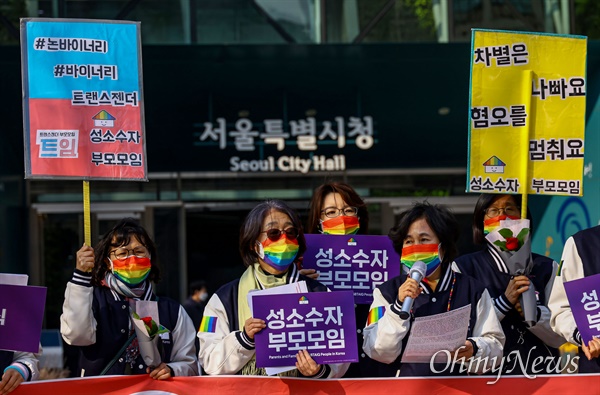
[302,234,400,304]
[252,290,357,368]
[564,273,600,345]
[0,284,47,353]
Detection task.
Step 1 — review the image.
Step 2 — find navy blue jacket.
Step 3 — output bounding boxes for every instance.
[0,351,14,373]
[77,287,178,376]
[455,248,559,375]
[374,267,487,376]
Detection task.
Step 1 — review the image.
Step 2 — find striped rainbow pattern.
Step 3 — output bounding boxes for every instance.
[263,237,299,266]
[112,256,151,284]
[92,109,116,120]
[483,156,506,166]
[367,306,385,325]
[483,215,519,234]
[322,216,359,235]
[299,295,308,302]
[400,243,439,265]
[483,216,504,234]
[199,316,217,332]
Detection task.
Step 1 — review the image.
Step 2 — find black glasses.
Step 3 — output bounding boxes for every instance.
[262,227,299,241]
[484,206,521,217]
[321,206,358,218]
[109,246,149,261]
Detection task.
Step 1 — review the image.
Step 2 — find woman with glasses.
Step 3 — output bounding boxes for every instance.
[306,181,369,236]
[363,201,504,376]
[198,199,348,377]
[302,181,380,377]
[454,194,565,375]
[301,181,369,281]
[60,218,198,378]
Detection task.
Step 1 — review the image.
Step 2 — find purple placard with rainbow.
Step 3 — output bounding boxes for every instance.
[564,273,600,345]
[252,291,357,368]
[0,284,47,353]
[302,234,400,304]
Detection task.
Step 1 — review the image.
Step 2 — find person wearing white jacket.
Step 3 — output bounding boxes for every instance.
[61,218,198,378]
[549,225,600,373]
[363,201,505,376]
[454,194,566,375]
[198,199,349,378]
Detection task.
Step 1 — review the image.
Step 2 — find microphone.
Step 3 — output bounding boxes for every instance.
[399,260,427,320]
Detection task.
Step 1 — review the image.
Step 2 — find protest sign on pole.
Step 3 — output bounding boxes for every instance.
[21,18,147,181]
[467,29,587,198]
[21,18,147,243]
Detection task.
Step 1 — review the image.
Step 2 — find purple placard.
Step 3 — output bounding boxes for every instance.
[0,284,47,353]
[252,290,358,368]
[302,234,400,304]
[564,273,600,345]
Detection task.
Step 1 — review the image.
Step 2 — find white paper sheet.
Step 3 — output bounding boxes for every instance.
[248,281,309,376]
[131,300,163,368]
[0,273,28,286]
[401,304,472,364]
[135,300,160,324]
[247,281,308,314]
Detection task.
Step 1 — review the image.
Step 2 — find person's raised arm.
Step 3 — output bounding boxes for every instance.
[60,244,97,346]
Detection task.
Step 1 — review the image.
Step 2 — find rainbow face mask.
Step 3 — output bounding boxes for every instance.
[484,215,520,235]
[320,216,360,235]
[257,234,300,271]
[400,243,441,277]
[111,256,151,286]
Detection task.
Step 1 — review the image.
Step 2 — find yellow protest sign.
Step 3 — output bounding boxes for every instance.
[467,29,587,196]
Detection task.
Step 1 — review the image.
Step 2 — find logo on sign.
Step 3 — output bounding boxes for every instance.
[483,156,506,173]
[347,238,357,246]
[298,295,309,305]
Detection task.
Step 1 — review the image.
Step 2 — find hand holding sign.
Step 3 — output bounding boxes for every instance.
[244,318,266,340]
[563,273,600,346]
[76,244,95,272]
[295,349,320,376]
[582,337,600,361]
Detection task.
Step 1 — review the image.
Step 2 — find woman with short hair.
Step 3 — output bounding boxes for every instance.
[454,194,565,375]
[363,201,504,376]
[60,218,198,378]
[198,199,349,377]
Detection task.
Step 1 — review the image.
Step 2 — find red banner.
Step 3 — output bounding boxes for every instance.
[14,374,600,395]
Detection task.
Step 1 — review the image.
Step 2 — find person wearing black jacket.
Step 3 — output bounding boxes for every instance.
[454,194,565,375]
[60,218,197,378]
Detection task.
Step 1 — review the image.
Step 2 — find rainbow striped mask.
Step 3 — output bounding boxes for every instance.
[400,243,441,277]
[320,216,360,235]
[111,256,151,286]
[258,235,299,271]
[483,214,520,235]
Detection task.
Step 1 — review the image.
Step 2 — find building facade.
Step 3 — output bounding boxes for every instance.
[1,0,598,330]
